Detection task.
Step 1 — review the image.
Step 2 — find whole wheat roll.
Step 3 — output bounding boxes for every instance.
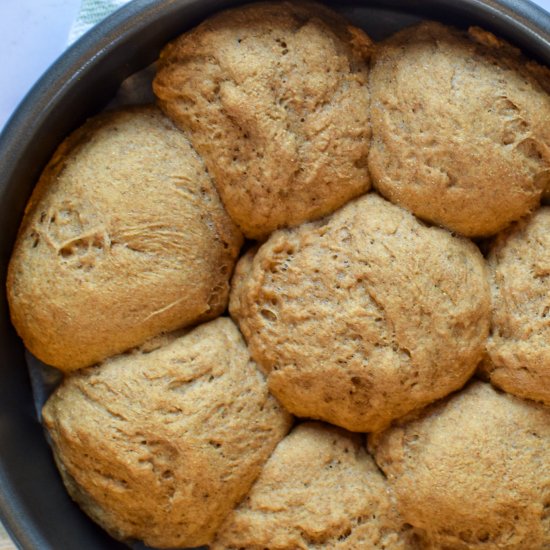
[7,106,242,371]
[369,21,550,238]
[154,1,373,239]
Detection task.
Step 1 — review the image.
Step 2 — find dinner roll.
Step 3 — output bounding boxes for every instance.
[369,21,550,237]
[154,1,373,239]
[42,318,292,548]
[486,207,550,405]
[213,422,415,549]
[370,382,550,549]
[230,193,490,432]
[7,106,242,371]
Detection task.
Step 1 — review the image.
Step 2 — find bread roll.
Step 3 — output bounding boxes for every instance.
[370,382,550,549]
[7,106,242,371]
[42,318,292,548]
[486,207,550,404]
[230,193,490,432]
[214,422,415,549]
[154,1,373,238]
[369,22,550,237]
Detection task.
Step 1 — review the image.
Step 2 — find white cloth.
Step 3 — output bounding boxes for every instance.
[69,0,131,43]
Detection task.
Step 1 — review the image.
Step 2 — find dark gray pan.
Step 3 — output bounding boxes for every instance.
[0,0,548,548]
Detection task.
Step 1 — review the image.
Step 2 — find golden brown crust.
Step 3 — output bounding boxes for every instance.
[7,106,242,371]
[213,422,416,549]
[42,318,292,548]
[486,207,550,404]
[369,382,550,549]
[368,21,550,237]
[154,1,373,239]
[8,11,550,547]
[230,193,490,432]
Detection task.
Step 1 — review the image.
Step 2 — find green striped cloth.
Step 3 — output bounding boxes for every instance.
[0,528,13,550]
[69,0,131,43]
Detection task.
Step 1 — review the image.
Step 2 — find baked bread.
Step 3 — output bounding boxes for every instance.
[42,318,292,548]
[369,382,550,549]
[368,21,550,237]
[7,106,242,371]
[154,1,373,239]
[230,193,490,432]
[213,422,415,549]
[485,207,550,405]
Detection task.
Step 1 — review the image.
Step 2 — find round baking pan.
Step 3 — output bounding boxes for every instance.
[0,0,549,548]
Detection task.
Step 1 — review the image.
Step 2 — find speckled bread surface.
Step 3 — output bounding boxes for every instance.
[369,382,550,550]
[42,318,292,548]
[9,6,550,548]
[213,421,416,550]
[7,106,242,371]
[230,193,490,432]
[368,21,550,238]
[153,1,373,239]
[485,207,550,405]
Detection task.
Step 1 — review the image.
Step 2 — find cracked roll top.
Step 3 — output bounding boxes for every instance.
[153,1,373,239]
[368,21,550,237]
[369,382,550,549]
[41,318,292,548]
[213,421,416,549]
[485,207,550,405]
[7,106,243,371]
[230,194,490,433]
